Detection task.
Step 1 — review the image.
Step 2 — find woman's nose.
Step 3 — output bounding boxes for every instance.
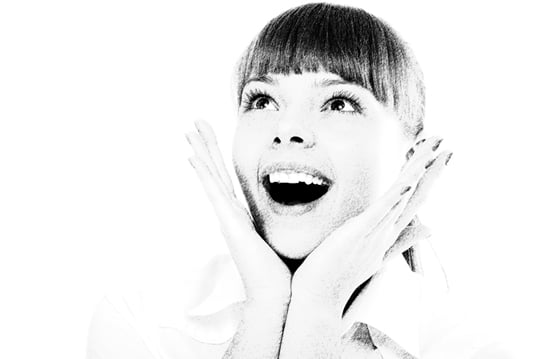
[272,115,315,149]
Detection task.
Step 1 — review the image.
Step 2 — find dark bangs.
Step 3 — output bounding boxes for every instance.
[235,3,424,137]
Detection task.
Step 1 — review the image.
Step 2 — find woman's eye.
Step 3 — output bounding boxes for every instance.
[242,92,279,111]
[326,99,356,112]
[253,96,277,110]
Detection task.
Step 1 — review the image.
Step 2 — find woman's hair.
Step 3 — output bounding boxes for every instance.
[234,2,425,138]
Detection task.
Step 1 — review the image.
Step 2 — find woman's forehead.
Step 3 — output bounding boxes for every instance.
[245,71,352,88]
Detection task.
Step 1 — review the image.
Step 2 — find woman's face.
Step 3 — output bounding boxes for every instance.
[233,71,413,259]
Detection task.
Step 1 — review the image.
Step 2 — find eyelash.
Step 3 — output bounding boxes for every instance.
[240,89,365,114]
[322,90,365,114]
[241,89,275,111]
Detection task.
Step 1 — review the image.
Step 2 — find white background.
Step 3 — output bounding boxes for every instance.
[1,0,538,357]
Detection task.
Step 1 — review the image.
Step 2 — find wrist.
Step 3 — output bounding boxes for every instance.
[280,291,344,359]
[289,290,342,321]
[246,268,292,304]
[290,285,343,318]
[246,291,291,310]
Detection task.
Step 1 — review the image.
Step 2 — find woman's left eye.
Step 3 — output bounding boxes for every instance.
[325,99,356,112]
[322,92,364,114]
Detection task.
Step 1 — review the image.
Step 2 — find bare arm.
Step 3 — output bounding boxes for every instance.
[280,295,343,359]
[280,138,451,358]
[223,297,290,359]
[186,120,293,359]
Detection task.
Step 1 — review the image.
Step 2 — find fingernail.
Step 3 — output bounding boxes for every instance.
[400,186,411,195]
[425,158,435,169]
[405,147,415,161]
[432,138,443,151]
[445,152,453,165]
[415,138,426,146]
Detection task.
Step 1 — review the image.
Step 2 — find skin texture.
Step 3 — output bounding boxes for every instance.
[233,71,413,259]
[187,71,452,358]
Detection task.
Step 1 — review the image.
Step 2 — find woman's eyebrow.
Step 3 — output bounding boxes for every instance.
[316,78,351,87]
[244,74,276,86]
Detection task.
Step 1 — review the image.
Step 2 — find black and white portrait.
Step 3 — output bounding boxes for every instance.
[1,1,538,358]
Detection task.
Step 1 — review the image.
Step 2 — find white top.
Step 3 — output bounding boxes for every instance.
[86,239,512,359]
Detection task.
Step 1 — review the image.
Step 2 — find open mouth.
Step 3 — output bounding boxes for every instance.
[262,171,331,206]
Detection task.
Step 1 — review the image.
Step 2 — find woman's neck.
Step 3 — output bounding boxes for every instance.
[280,255,305,275]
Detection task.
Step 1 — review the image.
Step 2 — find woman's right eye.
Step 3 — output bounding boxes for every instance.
[242,90,278,111]
[252,96,273,110]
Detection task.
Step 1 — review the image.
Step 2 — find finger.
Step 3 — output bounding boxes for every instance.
[324,142,436,256]
[401,216,422,272]
[194,120,236,196]
[366,146,432,234]
[395,151,453,229]
[186,131,232,200]
[340,146,428,245]
[189,155,255,236]
[355,149,435,258]
[402,136,442,172]
[189,156,268,276]
[188,156,231,217]
[383,222,431,262]
[360,185,417,258]
[344,183,412,242]
[313,182,408,262]
[368,139,445,243]
[343,203,424,305]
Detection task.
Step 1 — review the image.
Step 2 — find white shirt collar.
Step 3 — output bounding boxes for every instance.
[343,253,422,356]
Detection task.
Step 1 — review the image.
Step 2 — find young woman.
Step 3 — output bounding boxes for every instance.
[88,3,507,358]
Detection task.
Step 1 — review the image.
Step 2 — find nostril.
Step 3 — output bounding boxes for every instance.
[273,137,281,144]
[290,136,303,143]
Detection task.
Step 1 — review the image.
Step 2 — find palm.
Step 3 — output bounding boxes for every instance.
[293,137,450,311]
[187,120,291,301]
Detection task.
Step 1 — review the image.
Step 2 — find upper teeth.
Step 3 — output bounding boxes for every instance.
[268,171,325,185]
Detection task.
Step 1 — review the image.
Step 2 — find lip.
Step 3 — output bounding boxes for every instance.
[258,161,334,216]
[259,162,334,185]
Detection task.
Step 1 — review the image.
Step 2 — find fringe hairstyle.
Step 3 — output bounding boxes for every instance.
[235,2,425,138]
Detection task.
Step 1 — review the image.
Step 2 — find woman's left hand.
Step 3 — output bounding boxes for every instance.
[291,137,452,315]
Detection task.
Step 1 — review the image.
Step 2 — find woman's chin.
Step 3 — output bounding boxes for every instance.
[264,226,325,260]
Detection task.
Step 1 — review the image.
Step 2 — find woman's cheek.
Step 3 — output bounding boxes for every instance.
[232,121,268,189]
[337,164,373,222]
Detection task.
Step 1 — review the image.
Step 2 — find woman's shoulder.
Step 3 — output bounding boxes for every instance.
[87,293,164,359]
[416,243,514,358]
[86,254,243,359]
[87,249,515,359]
[87,291,239,359]
[418,293,514,358]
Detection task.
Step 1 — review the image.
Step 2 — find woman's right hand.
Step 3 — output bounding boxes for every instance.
[186,120,292,304]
